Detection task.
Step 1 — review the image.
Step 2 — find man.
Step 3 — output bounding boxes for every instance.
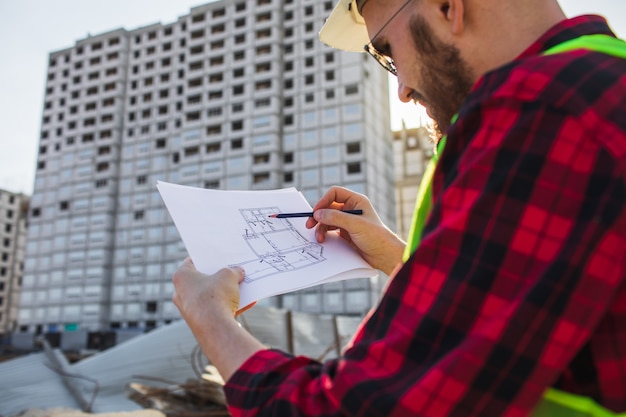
[172,0,626,415]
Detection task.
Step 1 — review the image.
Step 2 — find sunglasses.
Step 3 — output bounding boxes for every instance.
[362,0,413,76]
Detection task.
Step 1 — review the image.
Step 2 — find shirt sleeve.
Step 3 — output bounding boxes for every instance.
[223,96,626,417]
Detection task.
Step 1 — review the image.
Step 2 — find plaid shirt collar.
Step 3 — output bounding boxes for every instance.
[516,15,616,59]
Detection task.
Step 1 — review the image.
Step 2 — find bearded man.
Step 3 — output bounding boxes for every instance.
[172,0,626,415]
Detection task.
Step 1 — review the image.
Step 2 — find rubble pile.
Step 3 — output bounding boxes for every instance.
[127,365,230,417]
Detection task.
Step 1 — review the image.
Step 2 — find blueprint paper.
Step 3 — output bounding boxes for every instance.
[157,181,376,307]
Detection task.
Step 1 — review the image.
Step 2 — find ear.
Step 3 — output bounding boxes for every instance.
[445,0,465,34]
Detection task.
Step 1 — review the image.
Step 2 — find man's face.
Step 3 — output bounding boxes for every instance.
[408,14,475,139]
[362,0,475,139]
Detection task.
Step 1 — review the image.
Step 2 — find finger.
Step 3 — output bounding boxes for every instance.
[306,204,343,229]
[309,186,358,228]
[231,266,246,284]
[216,266,246,284]
[310,186,339,212]
[305,216,317,229]
[315,223,333,243]
[180,256,194,268]
[172,262,190,286]
[315,221,343,242]
[311,186,352,211]
[314,208,364,232]
[339,228,352,242]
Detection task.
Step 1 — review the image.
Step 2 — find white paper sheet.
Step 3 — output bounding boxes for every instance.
[157,181,376,307]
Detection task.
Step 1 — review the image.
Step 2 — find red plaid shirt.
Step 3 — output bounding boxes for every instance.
[224,16,626,416]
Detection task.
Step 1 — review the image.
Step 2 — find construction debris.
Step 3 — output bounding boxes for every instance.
[1,307,363,417]
[128,379,229,416]
[127,363,229,416]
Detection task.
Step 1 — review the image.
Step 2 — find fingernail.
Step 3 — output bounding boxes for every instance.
[314,210,323,220]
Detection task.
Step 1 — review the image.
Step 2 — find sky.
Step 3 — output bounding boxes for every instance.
[0,0,624,195]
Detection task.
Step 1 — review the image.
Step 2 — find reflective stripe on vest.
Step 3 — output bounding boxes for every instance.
[402,33,626,415]
[402,132,448,262]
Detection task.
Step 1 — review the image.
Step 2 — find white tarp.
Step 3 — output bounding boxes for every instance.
[0,307,364,416]
[0,320,198,416]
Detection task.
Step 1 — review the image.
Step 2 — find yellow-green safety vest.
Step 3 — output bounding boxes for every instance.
[402,33,626,416]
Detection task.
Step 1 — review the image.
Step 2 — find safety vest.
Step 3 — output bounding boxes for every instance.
[402,33,626,416]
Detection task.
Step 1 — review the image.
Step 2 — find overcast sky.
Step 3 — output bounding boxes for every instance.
[0,0,623,195]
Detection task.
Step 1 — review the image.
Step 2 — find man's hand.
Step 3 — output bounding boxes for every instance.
[172,258,264,380]
[173,257,245,320]
[306,186,406,276]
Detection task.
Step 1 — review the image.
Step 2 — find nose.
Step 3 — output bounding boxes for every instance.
[397,80,414,103]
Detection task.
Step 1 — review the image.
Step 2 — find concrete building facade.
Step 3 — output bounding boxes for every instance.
[392,124,434,242]
[0,189,29,341]
[17,0,395,344]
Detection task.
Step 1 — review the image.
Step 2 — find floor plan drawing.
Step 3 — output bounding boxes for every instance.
[157,181,377,307]
[232,207,326,282]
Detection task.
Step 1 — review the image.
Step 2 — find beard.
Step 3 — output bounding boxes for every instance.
[409,14,475,141]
